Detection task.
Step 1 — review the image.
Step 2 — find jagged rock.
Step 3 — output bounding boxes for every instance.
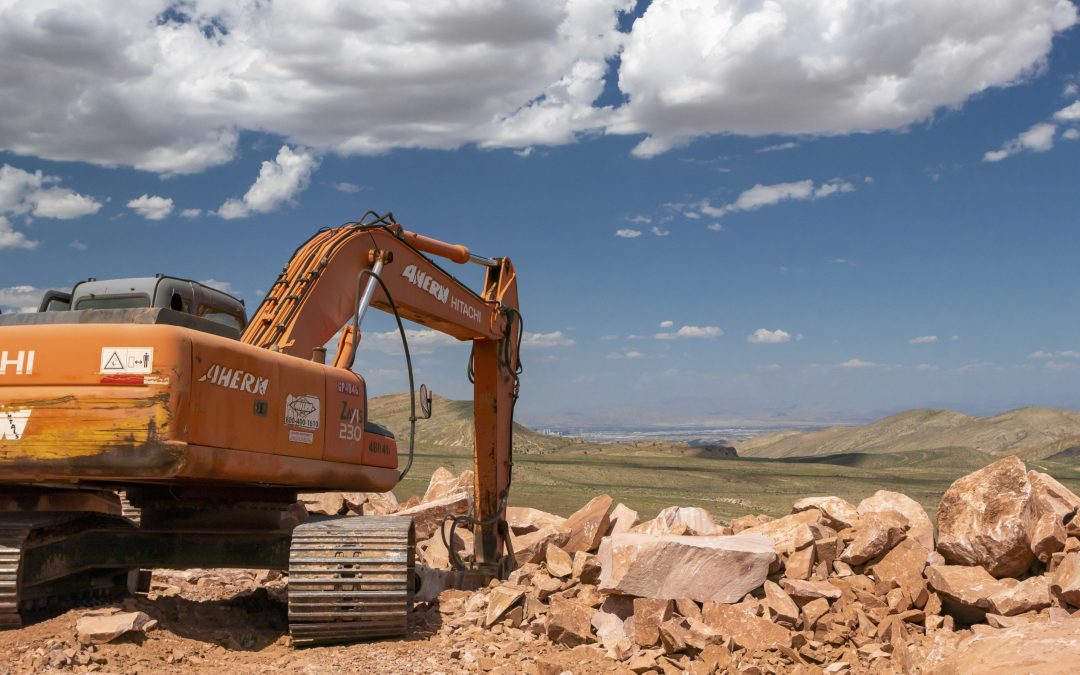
[730,514,772,533]
[744,510,821,554]
[608,503,640,536]
[597,533,775,602]
[793,496,859,530]
[572,551,603,585]
[633,598,673,647]
[1031,511,1067,564]
[298,492,346,516]
[395,492,470,540]
[591,604,629,649]
[658,618,690,654]
[840,510,908,565]
[785,544,815,580]
[935,620,1080,674]
[397,495,420,510]
[865,538,929,607]
[505,506,566,536]
[76,611,155,645]
[1029,471,1080,560]
[802,597,830,629]
[1051,551,1080,606]
[545,543,573,578]
[988,576,1051,616]
[700,601,792,650]
[780,578,841,603]
[484,585,525,627]
[546,597,595,647]
[361,491,400,515]
[936,456,1037,578]
[422,467,473,503]
[764,580,800,628]
[857,490,935,551]
[632,506,725,536]
[512,525,568,565]
[925,564,1015,624]
[562,495,614,553]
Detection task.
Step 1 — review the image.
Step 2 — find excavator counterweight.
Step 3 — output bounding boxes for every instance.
[0,213,522,643]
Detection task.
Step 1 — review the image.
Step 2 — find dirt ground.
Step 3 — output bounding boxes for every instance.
[0,569,574,675]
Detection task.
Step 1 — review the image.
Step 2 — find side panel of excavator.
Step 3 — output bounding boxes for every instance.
[0,322,398,492]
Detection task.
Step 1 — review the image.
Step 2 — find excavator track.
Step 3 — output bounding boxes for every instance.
[0,513,133,629]
[287,516,414,646]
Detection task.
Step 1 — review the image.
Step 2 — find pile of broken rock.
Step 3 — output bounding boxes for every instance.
[300,458,1080,674]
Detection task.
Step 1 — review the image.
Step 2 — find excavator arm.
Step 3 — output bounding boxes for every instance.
[242,212,522,575]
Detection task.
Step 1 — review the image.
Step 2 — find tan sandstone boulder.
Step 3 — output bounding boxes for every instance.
[632,506,725,536]
[935,621,1080,674]
[840,510,908,565]
[936,456,1037,578]
[925,564,1016,623]
[505,506,566,536]
[792,496,859,530]
[395,492,470,540]
[561,495,613,553]
[743,510,821,554]
[597,533,775,603]
[858,490,936,551]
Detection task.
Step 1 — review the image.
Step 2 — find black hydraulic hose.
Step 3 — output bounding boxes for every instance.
[350,267,417,483]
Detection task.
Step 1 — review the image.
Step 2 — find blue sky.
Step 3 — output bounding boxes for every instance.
[1,1,1079,426]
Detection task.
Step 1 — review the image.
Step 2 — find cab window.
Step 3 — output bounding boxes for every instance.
[75,294,151,310]
[198,305,244,331]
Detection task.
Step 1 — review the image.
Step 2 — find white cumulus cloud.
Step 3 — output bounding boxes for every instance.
[0,284,45,312]
[0,164,101,247]
[656,325,723,339]
[1054,101,1080,120]
[650,225,670,236]
[984,122,1058,162]
[909,335,938,345]
[615,228,643,238]
[0,1,632,174]
[659,320,673,328]
[127,194,174,220]
[701,179,854,219]
[611,0,1077,156]
[218,146,318,220]
[0,1,1072,170]
[522,331,575,348]
[748,328,791,344]
[840,358,878,369]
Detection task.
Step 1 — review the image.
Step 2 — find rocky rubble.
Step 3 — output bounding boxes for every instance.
[6,456,1080,674]
[405,457,1080,673]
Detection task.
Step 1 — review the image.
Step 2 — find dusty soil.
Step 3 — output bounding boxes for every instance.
[0,569,565,675]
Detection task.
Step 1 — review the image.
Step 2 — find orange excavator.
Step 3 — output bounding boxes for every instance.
[0,211,521,644]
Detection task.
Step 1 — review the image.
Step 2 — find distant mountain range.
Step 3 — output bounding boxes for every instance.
[738,407,1080,461]
[371,393,1080,464]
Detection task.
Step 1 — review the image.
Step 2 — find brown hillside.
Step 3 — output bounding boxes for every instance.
[739,406,1080,460]
[366,392,581,454]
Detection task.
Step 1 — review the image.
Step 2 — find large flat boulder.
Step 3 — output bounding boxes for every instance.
[858,490,936,551]
[925,564,1016,624]
[607,503,640,536]
[935,621,1080,674]
[395,492,470,540]
[1051,551,1080,607]
[512,524,569,565]
[1029,471,1080,560]
[936,456,1037,578]
[597,533,775,603]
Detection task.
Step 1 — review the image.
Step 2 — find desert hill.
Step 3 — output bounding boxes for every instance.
[367,392,581,454]
[739,405,1080,460]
